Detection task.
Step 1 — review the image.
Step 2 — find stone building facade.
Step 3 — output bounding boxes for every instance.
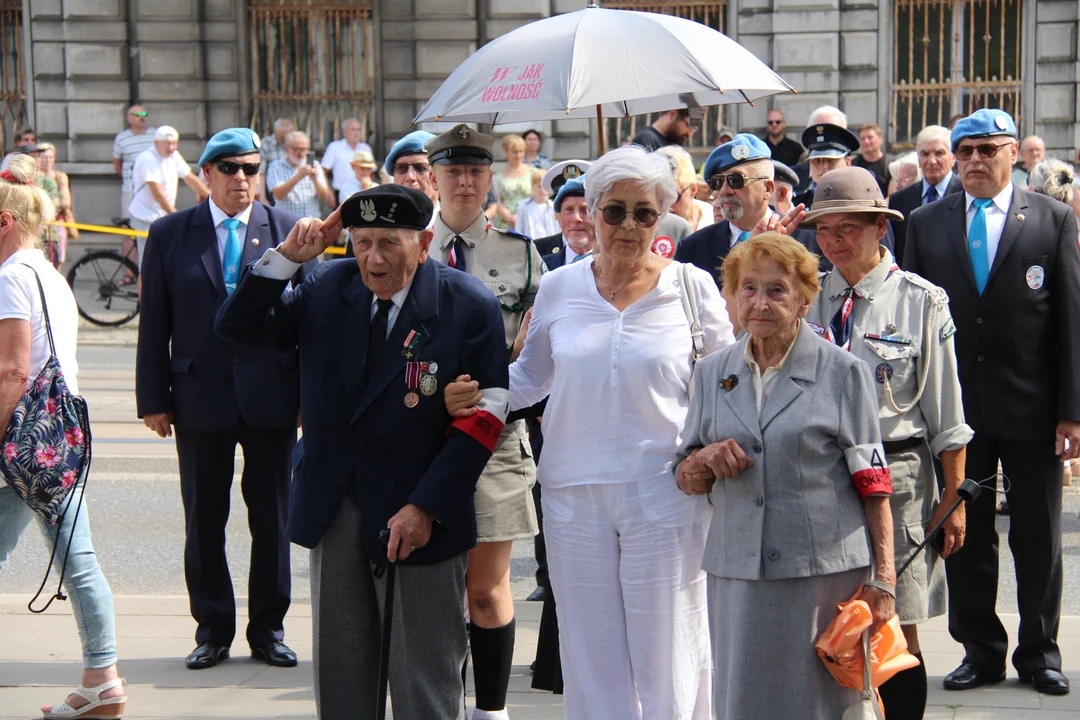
[17,0,1080,225]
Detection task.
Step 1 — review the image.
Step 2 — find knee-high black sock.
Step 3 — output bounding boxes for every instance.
[879,651,927,720]
[469,618,515,711]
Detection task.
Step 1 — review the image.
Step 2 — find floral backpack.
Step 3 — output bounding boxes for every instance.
[0,265,91,610]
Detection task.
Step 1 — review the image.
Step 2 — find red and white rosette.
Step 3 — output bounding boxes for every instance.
[651,235,675,258]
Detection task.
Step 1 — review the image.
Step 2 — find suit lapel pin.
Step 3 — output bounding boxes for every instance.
[251,238,260,246]
[1016,213,1025,222]
[720,374,739,392]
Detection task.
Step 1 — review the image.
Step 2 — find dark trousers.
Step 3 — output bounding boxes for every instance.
[526,417,548,589]
[945,433,1063,674]
[175,420,295,648]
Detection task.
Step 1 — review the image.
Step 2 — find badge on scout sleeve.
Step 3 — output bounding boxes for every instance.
[807,321,827,337]
[939,317,957,343]
[1026,265,1045,290]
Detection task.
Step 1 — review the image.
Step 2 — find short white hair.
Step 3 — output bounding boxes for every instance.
[888,152,923,182]
[807,105,848,128]
[273,118,293,132]
[585,145,678,217]
[1029,159,1075,205]
[284,130,310,147]
[915,125,951,147]
[342,117,362,131]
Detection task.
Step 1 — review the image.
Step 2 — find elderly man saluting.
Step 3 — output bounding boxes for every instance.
[215,185,510,719]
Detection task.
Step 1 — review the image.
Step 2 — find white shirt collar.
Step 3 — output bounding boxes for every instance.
[923,170,954,196]
[965,183,1013,215]
[209,197,254,228]
[371,275,415,312]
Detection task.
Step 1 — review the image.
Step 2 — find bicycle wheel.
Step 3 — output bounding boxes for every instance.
[66,250,140,327]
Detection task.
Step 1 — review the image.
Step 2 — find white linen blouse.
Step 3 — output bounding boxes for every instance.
[510,257,735,490]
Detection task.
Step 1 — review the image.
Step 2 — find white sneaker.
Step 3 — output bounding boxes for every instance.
[471,709,510,720]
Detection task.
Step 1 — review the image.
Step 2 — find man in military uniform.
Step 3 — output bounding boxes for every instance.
[802,167,973,720]
[534,159,591,256]
[676,133,820,287]
[426,124,544,720]
[794,122,861,209]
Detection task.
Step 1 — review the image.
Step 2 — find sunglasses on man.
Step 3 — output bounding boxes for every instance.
[132,111,148,117]
[598,205,660,229]
[954,141,1013,161]
[215,161,260,176]
[393,162,431,176]
[708,174,768,191]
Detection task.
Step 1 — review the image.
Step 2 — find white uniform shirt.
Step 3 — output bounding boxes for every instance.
[128,148,191,222]
[964,184,1014,267]
[321,138,373,191]
[509,259,735,490]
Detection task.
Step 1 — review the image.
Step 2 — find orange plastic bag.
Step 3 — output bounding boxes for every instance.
[815,596,921,691]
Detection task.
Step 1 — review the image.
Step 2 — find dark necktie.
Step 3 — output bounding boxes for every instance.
[828,287,859,351]
[447,236,467,273]
[923,185,938,206]
[365,299,393,384]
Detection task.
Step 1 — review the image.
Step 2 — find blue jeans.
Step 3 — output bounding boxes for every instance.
[0,484,117,668]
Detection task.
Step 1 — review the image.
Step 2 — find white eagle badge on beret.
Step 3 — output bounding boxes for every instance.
[360,199,377,222]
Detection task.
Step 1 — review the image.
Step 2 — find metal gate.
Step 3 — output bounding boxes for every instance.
[891,0,1023,149]
[600,1,729,151]
[0,1,25,150]
[248,0,374,151]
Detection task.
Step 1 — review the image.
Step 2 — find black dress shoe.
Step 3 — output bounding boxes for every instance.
[943,661,1006,690]
[186,642,230,669]
[1021,668,1070,695]
[251,641,298,667]
[526,586,548,602]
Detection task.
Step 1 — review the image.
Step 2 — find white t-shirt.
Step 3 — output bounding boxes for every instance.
[0,249,80,488]
[128,147,192,222]
[509,259,735,490]
[321,138,373,191]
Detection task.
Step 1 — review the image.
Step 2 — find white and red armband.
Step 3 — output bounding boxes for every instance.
[448,387,511,453]
[844,443,893,499]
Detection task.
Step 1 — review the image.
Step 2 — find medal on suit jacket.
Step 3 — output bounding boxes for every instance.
[402,329,420,359]
[405,361,421,408]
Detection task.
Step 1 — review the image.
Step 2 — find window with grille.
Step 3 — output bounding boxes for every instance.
[0,1,25,150]
[248,0,374,151]
[600,1,729,150]
[891,0,1023,149]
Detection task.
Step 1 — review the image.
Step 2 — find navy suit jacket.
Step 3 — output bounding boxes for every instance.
[675,220,827,288]
[903,186,1080,439]
[136,201,311,432]
[215,257,508,563]
[534,232,562,257]
[542,248,567,271]
[888,174,964,265]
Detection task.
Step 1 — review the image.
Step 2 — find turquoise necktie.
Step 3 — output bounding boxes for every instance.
[736,231,750,244]
[572,253,586,263]
[221,217,243,294]
[968,198,994,295]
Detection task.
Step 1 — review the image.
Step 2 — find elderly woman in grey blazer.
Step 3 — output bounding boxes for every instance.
[676,232,897,719]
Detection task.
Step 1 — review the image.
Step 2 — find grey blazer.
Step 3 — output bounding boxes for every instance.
[677,321,887,582]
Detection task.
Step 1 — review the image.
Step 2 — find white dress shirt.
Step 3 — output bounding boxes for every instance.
[964,183,1014,266]
[208,198,254,264]
[370,278,414,338]
[921,170,954,203]
[509,258,735,490]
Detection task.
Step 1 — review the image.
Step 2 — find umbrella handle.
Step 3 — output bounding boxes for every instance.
[895,477,980,577]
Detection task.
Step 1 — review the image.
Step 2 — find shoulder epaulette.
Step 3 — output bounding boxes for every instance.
[899,270,949,305]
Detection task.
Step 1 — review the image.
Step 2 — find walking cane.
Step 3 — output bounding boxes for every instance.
[373,528,396,720]
[896,477,981,576]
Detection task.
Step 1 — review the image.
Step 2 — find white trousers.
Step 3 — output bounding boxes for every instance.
[542,478,713,720]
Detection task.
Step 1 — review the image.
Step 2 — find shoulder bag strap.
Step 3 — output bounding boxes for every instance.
[678,262,707,364]
[19,263,57,358]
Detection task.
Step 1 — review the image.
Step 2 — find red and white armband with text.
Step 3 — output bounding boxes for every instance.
[448,387,511,453]
[844,444,893,499]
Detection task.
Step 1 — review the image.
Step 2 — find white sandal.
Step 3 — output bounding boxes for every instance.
[41,678,127,719]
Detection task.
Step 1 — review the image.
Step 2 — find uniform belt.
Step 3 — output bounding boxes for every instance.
[883,436,924,454]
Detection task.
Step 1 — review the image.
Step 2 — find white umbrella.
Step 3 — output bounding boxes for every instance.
[412,2,795,151]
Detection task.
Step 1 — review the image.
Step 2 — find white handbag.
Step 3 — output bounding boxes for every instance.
[841,631,885,720]
[677,262,708,365]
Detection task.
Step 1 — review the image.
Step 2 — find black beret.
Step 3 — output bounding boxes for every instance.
[340,184,433,231]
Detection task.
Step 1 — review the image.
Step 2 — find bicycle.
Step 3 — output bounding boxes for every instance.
[64,218,141,327]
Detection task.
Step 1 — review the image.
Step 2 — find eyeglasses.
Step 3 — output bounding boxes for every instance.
[955,141,1013,161]
[708,174,768,191]
[132,111,148,117]
[766,120,783,125]
[599,205,660,229]
[393,162,430,176]
[215,161,260,176]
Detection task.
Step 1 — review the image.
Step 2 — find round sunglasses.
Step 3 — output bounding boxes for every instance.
[598,205,660,229]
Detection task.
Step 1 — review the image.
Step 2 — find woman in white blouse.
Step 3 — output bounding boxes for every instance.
[452,145,735,719]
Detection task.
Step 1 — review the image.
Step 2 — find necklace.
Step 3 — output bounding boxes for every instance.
[595,257,652,300]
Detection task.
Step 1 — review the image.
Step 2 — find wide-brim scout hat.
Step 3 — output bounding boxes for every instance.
[800,166,904,227]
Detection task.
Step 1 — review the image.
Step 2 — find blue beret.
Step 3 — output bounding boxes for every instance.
[340,184,433,231]
[950,108,1016,152]
[703,133,772,181]
[383,130,436,175]
[553,175,585,213]
[197,128,261,167]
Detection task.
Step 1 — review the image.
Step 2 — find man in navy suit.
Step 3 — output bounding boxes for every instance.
[534,160,592,258]
[888,124,964,265]
[215,185,508,719]
[904,109,1080,696]
[136,128,311,670]
[676,133,821,288]
[541,176,594,271]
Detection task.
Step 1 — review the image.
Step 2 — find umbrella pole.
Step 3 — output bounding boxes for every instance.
[596,104,606,156]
